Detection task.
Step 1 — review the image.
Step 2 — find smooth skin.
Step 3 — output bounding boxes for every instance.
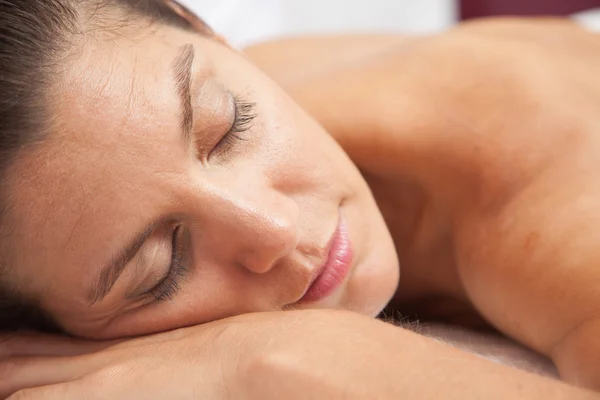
[2,310,598,399]
[4,8,398,340]
[247,17,600,388]
[3,16,600,399]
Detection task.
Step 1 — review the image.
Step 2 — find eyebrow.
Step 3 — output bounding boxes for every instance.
[86,47,196,306]
[173,44,195,145]
[87,221,160,305]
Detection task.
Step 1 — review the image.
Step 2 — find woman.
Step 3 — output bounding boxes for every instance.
[1,0,600,398]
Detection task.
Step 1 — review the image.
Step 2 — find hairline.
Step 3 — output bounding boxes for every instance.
[0,0,211,333]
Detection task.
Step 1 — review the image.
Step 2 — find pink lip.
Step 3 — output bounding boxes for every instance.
[298,218,354,303]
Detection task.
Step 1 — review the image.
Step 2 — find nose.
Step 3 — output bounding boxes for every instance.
[234,206,299,274]
[189,176,300,274]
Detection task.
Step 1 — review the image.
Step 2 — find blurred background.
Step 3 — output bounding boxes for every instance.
[180,0,600,47]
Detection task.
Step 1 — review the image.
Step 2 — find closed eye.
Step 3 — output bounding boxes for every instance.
[209,95,257,159]
[146,225,188,302]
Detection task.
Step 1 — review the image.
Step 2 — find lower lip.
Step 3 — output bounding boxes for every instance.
[299,220,354,303]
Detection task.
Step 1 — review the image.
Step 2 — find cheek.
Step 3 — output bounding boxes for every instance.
[93,282,242,338]
[258,94,359,195]
[96,263,299,338]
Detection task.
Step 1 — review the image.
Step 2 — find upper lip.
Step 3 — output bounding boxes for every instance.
[297,222,339,300]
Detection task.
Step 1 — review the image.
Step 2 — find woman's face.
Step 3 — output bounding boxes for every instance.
[6,19,399,339]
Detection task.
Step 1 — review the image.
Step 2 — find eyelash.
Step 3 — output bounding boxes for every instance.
[148,225,188,302]
[211,95,257,157]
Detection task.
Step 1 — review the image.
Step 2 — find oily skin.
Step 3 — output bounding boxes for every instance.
[4,24,398,339]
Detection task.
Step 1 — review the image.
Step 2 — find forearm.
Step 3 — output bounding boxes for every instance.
[231,311,597,399]
[1,310,597,399]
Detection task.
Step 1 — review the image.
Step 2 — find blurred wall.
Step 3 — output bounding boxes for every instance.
[180,0,599,47]
[181,0,457,47]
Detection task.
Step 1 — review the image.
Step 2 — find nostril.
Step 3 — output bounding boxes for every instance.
[237,249,279,274]
[236,216,298,275]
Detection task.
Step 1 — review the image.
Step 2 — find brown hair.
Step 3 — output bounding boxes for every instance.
[0,0,211,332]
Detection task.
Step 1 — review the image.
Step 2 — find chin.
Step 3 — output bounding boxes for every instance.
[353,221,400,317]
[342,253,400,318]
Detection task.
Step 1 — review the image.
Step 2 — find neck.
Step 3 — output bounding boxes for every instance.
[363,169,466,304]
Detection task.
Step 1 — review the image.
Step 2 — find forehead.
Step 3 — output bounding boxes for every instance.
[54,30,188,151]
[5,29,200,294]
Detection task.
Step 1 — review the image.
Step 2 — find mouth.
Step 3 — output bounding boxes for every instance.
[297,217,354,304]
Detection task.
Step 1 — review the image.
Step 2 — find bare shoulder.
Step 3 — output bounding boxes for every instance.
[243,34,411,88]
